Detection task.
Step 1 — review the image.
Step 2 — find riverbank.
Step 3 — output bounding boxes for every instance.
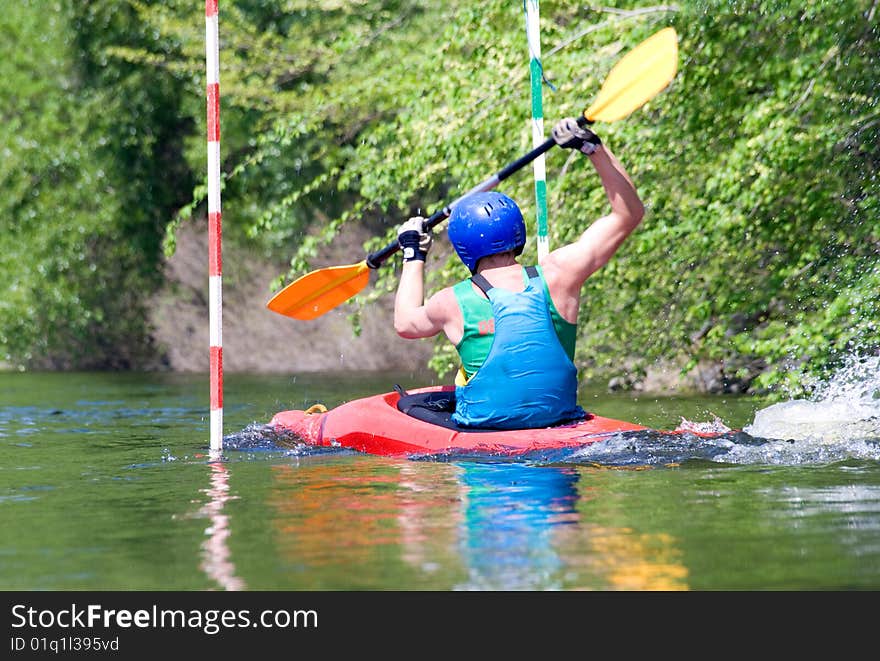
[148,221,433,374]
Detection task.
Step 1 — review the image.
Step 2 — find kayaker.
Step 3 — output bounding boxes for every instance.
[394,117,644,430]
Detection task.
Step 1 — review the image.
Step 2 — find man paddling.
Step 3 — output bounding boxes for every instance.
[394,118,644,430]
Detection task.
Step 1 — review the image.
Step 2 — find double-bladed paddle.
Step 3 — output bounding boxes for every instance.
[267,27,678,320]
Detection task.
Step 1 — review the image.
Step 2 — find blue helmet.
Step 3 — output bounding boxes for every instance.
[447,191,526,273]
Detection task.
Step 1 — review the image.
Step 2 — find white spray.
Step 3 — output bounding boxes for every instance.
[744,355,880,443]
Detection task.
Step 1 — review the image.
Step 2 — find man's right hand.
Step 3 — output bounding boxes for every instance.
[552,117,602,155]
[397,216,432,262]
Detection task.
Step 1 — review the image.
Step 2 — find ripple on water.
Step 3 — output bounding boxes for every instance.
[220,423,357,459]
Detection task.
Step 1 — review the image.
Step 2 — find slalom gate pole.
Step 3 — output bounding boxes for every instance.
[524,0,549,260]
[206,0,223,453]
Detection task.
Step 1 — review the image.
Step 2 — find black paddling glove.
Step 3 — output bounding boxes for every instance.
[398,230,426,262]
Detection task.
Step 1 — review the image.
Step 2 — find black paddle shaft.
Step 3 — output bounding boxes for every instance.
[364,116,591,269]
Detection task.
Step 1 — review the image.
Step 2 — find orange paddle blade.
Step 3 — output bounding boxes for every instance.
[266,261,370,320]
[584,27,678,123]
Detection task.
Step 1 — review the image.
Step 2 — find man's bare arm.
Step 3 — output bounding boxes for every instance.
[544,144,644,289]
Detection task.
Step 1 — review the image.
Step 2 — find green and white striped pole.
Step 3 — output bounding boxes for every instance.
[524,0,549,260]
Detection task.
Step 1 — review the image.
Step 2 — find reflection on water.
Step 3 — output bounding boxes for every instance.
[569,469,689,591]
[268,459,465,588]
[396,462,460,575]
[455,463,688,590]
[767,483,880,534]
[456,463,578,590]
[265,458,689,590]
[198,461,246,591]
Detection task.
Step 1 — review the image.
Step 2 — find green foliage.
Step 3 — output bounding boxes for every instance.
[0,0,194,368]
[2,0,876,395]
[609,0,880,396]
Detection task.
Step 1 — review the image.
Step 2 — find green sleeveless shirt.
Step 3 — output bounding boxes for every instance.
[452,265,577,380]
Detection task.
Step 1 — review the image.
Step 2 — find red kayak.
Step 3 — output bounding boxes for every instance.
[270,385,650,457]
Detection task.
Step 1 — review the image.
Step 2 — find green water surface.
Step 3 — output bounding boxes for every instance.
[1,371,878,591]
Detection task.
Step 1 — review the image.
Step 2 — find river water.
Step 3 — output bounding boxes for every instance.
[1,360,879,591]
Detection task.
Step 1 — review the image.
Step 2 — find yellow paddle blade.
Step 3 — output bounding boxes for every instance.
[266,261,370,320]
[584,27,678,123]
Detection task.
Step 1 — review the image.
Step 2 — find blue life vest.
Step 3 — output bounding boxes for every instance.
[452,266,586,430]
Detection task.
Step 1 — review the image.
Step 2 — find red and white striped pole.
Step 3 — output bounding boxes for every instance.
[205,0,223,453]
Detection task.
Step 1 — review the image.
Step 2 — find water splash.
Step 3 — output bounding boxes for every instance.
[708,354,880,465]
[675,415,733,435]
[743,355,880,444]
[222,423,302,452]
[221,422,355,457]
